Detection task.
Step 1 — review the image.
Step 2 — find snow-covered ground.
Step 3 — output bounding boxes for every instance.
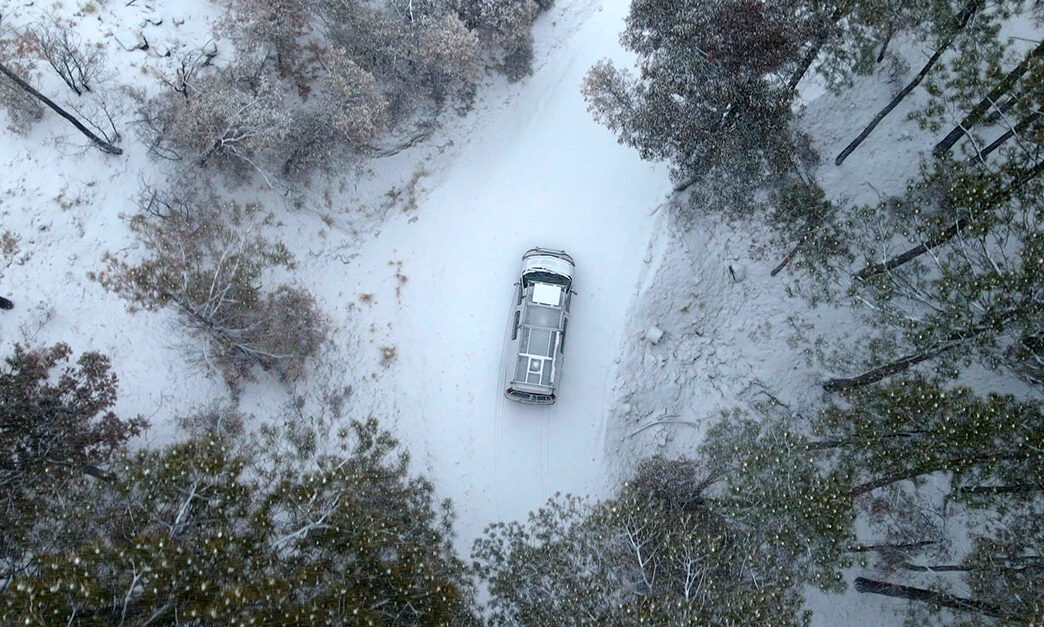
[291,0,669,550]
[0,0,670,552]
[5,0,1017,623]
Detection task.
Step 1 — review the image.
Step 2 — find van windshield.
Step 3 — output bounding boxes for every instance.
[506,389,554,403]
[523,271,570,287]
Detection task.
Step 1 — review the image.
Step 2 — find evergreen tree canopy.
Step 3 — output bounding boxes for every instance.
[833,158,1044,389]
[473,457,810,626]
[582,0,801,193]
[701,382,1043,624]
[2,414,478,626]
[0,343,146,586]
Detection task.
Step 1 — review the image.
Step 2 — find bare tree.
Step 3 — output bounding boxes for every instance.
[32,17,104,96]
[0,59,121,153]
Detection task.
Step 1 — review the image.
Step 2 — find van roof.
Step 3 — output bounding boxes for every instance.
[507,282,566,390]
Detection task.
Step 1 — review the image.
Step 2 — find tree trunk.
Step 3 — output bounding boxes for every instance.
[81,463,116,481]
[808,430,929,450]
[849,540,940,553]
[771,165,823,277]
[786,7,846,91]
[899,562,972,572]
[770,242,801,276]
[966,111,1042,165]
[835,46,950,166]
[673,177,698,193]
[850,465,940,496]
[850,451,1029,496]
[933,39,1044,157]
[853,217,969,280]
[835,0,981,166]
[853,577,1011,619]
[1012,156,1044,190]
[823,342,959,391]
[0,60,122,155]
[899,560,1044,574]
[876,28,895,63]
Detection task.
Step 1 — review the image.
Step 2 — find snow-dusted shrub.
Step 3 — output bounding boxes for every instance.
[278,47,391,176]
[315,47,389,144]
[500,39,533,82]
[412,12,482,102]
[0,29,44,132]
[314,1,481,117]
[279,111,336,177]
[143,63,292,177]
[94,195,327,386]
[457,0,541,80]
[2,415,480,624]
[226,0,312,62]
[249,285,328,383]
[215,2,484,175]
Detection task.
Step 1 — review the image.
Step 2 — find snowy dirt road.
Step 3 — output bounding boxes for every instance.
[322,1,669,552]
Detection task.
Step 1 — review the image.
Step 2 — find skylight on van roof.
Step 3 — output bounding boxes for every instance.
[532,283,562,306]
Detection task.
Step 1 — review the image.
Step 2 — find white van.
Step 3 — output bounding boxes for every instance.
[504,248,574,405]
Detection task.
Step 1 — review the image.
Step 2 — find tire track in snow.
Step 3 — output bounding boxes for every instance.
[543,405,551,501]
[492,313,510,521]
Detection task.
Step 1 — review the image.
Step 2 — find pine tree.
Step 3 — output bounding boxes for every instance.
[813,379,1044,497]
[474,456,811,625]
[820,157,1044,389]
[2,412,479,625]
[702,383,1043,623]
[582,0,803,198]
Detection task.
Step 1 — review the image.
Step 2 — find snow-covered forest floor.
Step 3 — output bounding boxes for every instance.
[2,0,1039,623]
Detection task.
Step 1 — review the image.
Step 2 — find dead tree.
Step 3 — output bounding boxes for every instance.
[33,19,103,96]
[0,60,121,154]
